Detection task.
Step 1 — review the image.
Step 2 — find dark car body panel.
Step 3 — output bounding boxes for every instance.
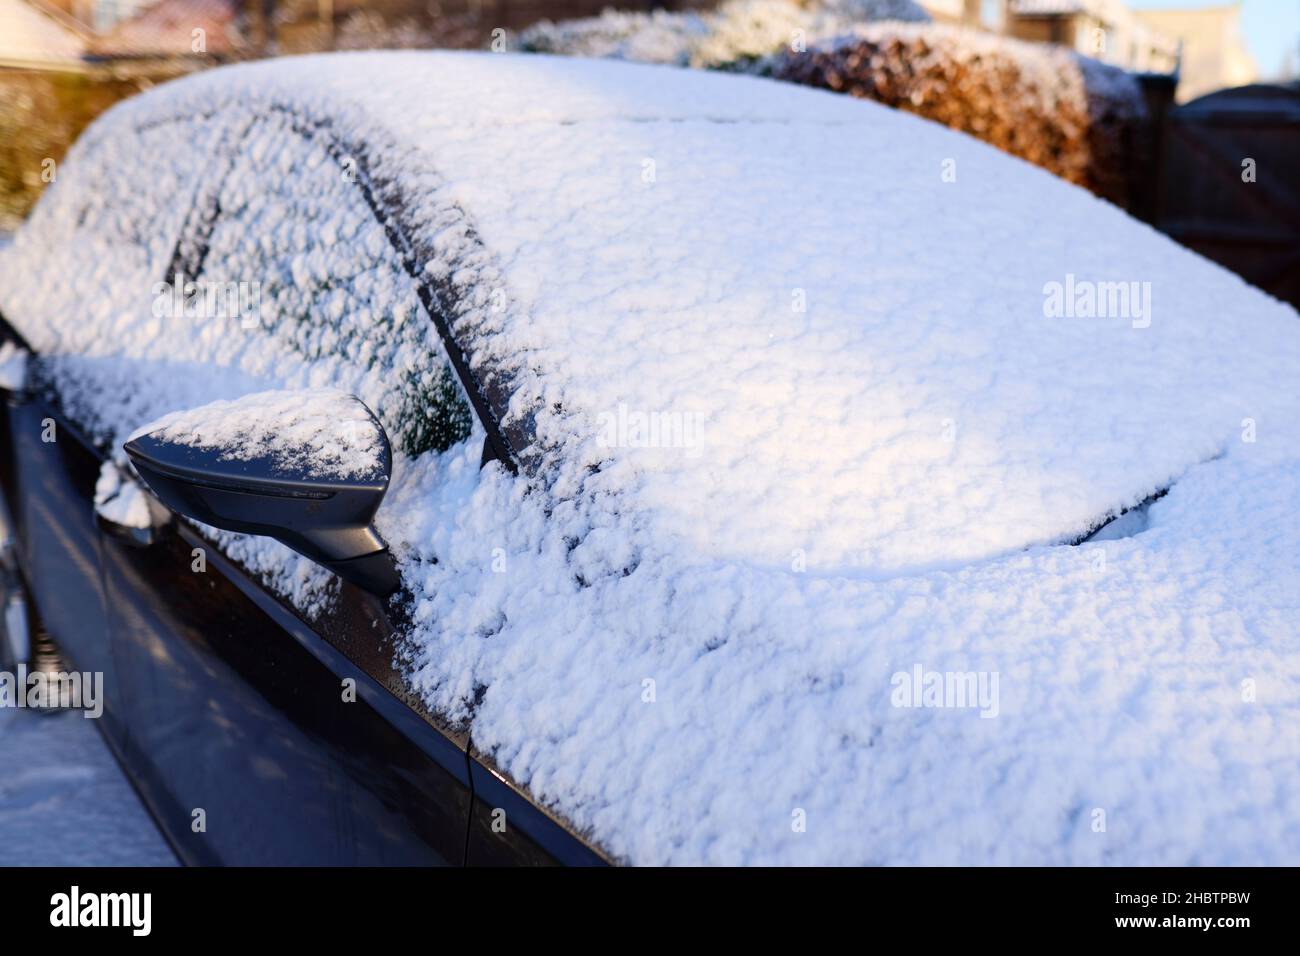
[466,753,606,866]
[101,520,473,865]
[1,387,126,741]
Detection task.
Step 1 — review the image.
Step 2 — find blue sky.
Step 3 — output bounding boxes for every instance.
[1129,0,1300,78]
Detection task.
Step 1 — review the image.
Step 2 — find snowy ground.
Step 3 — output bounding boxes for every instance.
[0,707,175,866]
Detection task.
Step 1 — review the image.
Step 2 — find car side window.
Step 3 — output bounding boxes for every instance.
[0,115,232,437]
[67,117,229,292]
[183,112,474,459]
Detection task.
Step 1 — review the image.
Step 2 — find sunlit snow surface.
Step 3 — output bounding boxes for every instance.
[2,53,1298,864]
[134,388,387,481]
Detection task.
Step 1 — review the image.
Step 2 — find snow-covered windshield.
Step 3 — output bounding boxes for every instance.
[349,56,1282,577]
[8,52,1286,579]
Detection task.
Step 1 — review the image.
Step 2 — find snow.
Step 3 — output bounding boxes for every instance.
[1,52,1299,864]
[133,388,389,481]
[1081,499,1152,542]
[0,340,26,391]
[93,460,153,530]
[0,708,176,866]
[515,0,930,68]
[806,21,1146,123]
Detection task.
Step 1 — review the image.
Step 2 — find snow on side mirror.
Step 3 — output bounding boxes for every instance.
[123,389,400,597]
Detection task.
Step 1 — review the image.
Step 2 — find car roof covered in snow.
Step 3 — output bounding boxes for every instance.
[49,50,1293,572]
[4,52,1300,864]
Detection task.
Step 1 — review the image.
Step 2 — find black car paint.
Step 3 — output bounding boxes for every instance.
[1,378,125,744]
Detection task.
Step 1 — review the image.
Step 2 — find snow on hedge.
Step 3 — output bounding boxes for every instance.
[767,22,1149,204]
[514,0,929,68]
[2,53,1299,865]
[518,11,1147,206]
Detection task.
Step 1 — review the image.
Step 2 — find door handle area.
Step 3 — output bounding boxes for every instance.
[95,510,160,548]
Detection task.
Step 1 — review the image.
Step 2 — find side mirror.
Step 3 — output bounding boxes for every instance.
[124,390,400,597]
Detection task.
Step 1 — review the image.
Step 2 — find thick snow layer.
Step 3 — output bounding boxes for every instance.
[134,389,388,481]
[2,53,1299,864]
[0,709,175,866]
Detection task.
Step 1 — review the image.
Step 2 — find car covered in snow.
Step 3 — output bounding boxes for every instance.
[1,52,1298,866]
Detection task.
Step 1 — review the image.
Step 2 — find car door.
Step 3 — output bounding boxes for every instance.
[0,330,125,740]
[100,113,476,865]
[0,107,228,747]
[99,509,473,864]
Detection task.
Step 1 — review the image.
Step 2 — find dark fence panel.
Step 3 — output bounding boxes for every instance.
[1153,84,1300,309]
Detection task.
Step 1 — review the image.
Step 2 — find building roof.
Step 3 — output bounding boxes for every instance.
[86,0,244,59]
[0,0,88,70]
[1008,0,1088,13]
